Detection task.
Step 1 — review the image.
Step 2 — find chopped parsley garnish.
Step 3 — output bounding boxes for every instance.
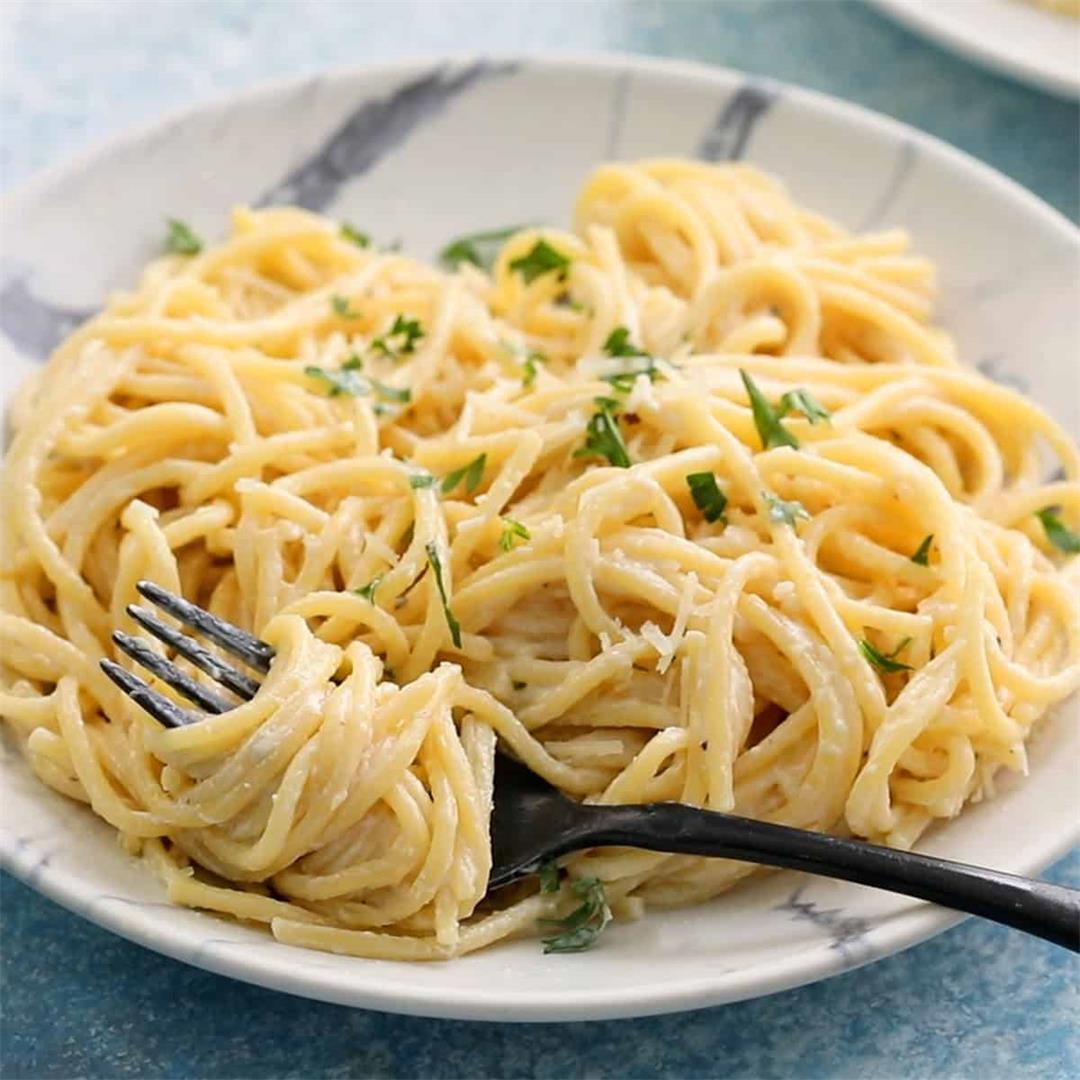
[686,472,728,524]
[304,362,409,407]
[441,453,487,496]
[331,295,361,319]
[499,517,530,551]
[425,542,462,648]
[603,326,649,359]
[601,357,661,394]
[574,401,631,468]
[740,374,831,452]
[522,350,547,388]
[765,494,809,527]
[509,240,571,284]
[372,314,424,359]
[540,876,612,954]
[777,388,831,426]
[439,225,524,272]
[911,535,934,566]
[859,636,913,674]
[391,315,424,353]
[369,377,411,404]
[409,471,437,489]
[340,223,371,248]
[1036,507,1080,554]
[304,364,367,398]
[537,859,561,894]
[741,370,799,450]
[354,575,382,603]
[165,218,202,256]
[599,327,663,392]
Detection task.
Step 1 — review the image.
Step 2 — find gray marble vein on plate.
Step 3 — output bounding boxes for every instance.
[257,60,517,211]
[697,81,779,162]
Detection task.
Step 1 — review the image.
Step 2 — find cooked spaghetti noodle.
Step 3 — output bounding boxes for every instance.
[2,159,1078,960]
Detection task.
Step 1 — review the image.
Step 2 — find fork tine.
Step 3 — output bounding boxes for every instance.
[112,631,234,714]
[100,659,198,729]
[136,580,275,673]
[127,605,261,701]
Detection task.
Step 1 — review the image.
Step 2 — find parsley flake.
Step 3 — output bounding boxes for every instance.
[372,314,424,359]
[165,218,202,256]
[499,517,530,552]
[603,326,649,359]
[859,636,913,674]
[601,356,661,394]
[304,363,409,408]
[1036,507,1080,554]
[686,472,728,524]
[765,494,809,527]
[778,388,831,426]
[409,471,437,489]
[509,240,571,284]
[537,859,561,894]
[574,402,631,468]
[439,225,524,272]
[369,377,411,404]
[600,327,661,392]
[540,876,612,954]
[441,453,487,496]
[741,370,799,450]
[425,542,462,648]
[304,364,367,398]
[911,535,934,566]
[522,350,547,388]
[340,223,371,248]
[354,576,382,603]
[331,295,361,319]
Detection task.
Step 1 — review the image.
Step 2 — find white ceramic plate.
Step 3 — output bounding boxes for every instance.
[1,54,1077,1023]
[872,0,1080,99]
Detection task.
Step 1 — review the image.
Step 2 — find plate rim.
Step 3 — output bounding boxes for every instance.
[1,50,1077,1022]
[870,0,1080,100]
[2,49,1078,237]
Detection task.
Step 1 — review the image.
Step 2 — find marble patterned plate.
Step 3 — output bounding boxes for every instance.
[1,54,1077,1022]
[872,0,1080,99]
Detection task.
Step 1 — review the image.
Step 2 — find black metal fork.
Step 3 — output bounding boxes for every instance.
[103,581,1080,951]
[103,581,274,727]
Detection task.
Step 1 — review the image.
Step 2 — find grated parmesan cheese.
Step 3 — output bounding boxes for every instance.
[641,571,698,673]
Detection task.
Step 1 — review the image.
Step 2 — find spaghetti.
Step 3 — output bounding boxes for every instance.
[2,158,1077,960]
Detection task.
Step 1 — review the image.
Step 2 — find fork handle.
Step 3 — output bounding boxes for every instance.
[571,803,1079,950]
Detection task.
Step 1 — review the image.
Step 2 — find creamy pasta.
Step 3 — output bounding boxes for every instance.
[2,158,1077,960]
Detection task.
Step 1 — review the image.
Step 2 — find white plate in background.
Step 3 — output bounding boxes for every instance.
[872,0,1080,98]
[1,53,1077,1021]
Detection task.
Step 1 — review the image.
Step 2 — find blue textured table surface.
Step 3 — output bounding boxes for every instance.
[1,2,1077,1077]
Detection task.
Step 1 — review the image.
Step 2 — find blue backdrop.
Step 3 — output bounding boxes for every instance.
[2,3,1077,1077]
